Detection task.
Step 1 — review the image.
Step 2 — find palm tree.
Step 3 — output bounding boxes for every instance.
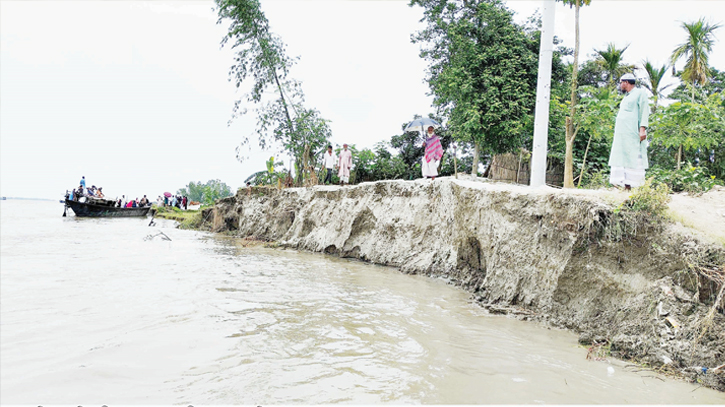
[670,18,722,169]
[641,59,673,111]
[559,0,592,189]
[594,43,636,87]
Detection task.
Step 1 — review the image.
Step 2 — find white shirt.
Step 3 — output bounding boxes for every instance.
[323,151,337,169]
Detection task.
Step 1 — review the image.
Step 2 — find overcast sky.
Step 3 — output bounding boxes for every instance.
[1,0,724,200]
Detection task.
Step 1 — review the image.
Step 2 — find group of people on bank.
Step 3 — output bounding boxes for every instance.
[320,72,648,190]
[320,126,444,185]
[159,194,189,210]
[321,143,353,185]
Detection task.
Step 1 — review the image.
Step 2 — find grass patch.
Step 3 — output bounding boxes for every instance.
[154,206,202,228]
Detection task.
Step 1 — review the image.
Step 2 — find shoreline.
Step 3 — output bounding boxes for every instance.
[177,176,725,391]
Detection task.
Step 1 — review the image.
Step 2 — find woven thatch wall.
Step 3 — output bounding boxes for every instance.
[487,152,564,187]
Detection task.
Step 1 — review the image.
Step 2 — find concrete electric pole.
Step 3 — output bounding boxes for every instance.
[529,0,556,188]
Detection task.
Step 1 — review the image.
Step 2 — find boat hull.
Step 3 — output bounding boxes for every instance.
[64,199,151,218]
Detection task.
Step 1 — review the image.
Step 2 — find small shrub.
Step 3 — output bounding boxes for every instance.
[649,164,722,194]
[624,178,671,217]
[580,169,610,190]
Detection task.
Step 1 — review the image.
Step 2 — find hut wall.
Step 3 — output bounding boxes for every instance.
[487,153,564,187]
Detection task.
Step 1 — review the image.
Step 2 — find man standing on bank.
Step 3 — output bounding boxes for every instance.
[338,143,353,186]
[422,126,443,180]
[609,73,650,191]
[322,144,337,185]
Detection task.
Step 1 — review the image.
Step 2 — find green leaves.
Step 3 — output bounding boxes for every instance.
[650,101,723,151]
[671,18,722,87]
[412,0,538,155]
[217,0,331,181]
[593,43,635,88]
[177,180,233,205]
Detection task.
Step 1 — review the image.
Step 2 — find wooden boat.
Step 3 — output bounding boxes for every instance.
[63,196,151,218]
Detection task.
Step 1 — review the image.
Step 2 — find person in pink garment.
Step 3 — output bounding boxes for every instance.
[422,126,443,180]
[338,143,353,185]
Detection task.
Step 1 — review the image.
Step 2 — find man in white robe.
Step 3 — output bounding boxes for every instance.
[338,143,353,185]
[609,73,650,191]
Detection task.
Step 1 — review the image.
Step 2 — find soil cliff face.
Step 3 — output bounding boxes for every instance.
[203,178,724,390]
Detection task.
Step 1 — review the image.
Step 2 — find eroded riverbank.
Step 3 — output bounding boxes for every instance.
[199,177,725,391]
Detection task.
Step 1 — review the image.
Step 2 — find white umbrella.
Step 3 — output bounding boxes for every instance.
[404,117,441,133]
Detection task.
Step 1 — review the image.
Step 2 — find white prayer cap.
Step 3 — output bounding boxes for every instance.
[620,73,636,81]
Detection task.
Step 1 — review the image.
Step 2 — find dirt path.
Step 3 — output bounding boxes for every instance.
[666,186,725,245]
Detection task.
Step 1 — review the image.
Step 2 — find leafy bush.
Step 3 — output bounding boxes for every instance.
[622,178,671,217]
[579,168,610,190]
[245,157,288,187]
[648,164,722,193]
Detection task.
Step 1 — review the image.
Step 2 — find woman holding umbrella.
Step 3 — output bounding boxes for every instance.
[422,126,443,180]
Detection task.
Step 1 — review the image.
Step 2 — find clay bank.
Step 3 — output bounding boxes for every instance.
[198,176,725,391]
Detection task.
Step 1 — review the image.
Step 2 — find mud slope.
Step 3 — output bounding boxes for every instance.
[204,178,725,390]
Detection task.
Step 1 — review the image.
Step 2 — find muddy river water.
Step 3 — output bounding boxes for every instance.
[1,200,723,404]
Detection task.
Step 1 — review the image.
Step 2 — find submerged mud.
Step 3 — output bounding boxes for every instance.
[202,178,725,391]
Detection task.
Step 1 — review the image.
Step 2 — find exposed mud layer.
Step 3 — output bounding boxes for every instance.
[203,178,725,391]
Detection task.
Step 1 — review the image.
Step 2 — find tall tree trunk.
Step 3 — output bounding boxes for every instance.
[564,118,576,188]
[471,140,480,176]
[563,0,581,189]
[676,146,682,170]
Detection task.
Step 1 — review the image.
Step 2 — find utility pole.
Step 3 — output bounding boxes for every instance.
[530,0,556,188]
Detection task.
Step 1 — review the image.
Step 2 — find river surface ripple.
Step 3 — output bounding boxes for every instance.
[1,200,723,404]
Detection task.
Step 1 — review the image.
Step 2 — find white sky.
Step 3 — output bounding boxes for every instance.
[1,0,724,200]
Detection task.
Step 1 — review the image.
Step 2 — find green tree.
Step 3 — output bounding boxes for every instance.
[649,100,724,171]
[669,68,725,104]
[670,18,722,169]
[410,0,539,175]
[244,156,288,186]
[558,0,592,188]
[671,18,723,95]
[178,180,233,205]
[641,59,673,111]
[593,43,635,88]
[574,86,621,187]
[215,0,331,183]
